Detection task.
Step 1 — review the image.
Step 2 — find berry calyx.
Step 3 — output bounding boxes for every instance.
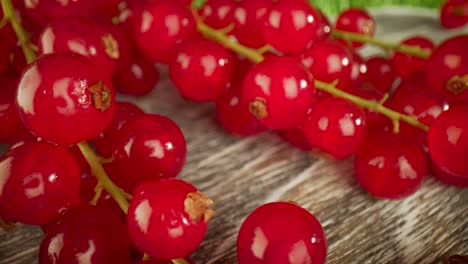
[16,53,116,145]
[127,179,213,260]
[0,142,81,225]
[237,202,326,264]
[440,0,468,29]
[242,57,315,129]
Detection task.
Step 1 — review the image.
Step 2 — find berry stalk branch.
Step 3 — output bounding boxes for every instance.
[196,19,430,132]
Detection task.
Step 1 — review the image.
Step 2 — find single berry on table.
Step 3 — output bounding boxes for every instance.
[127,179,213,260]
[237,202,327,264]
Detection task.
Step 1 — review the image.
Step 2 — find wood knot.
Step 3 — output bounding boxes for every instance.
[184,192,214,223]
[446,74,468,95]
[89,80,112,111]
[102,33,120,60]
[248,98,268,120]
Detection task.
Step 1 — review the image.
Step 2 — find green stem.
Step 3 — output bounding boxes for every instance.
[172,258,190,264]
[332,29,431,59]
[197,20,430,132]
[77,142,130,213]
[1,0,36,63]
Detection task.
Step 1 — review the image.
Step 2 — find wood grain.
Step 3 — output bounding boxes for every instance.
[1,7,468,264]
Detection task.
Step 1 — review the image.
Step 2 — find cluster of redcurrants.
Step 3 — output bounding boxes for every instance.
[0,0,467,263]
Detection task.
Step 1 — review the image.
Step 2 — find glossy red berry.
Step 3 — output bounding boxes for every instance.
[347,83,389,129]
[38,18,116,79]
[39,205,131,264]
[391,36,435,79]
[133,0,197,64]
[170,39,235,102]
[237,202,326,264]
[426,35,468,103]
[428,104,468,178]
[303,97,367,159]
[232,0,271,48]
[127,179,213,260]
[242,57,315,129]
[262,0,323,54]
[23,0,96,27]
[92,101,144,158]
[0,142,81,225]
[278,128,313,151]
[335,8,376,49]
[0,74,28,143]
[16,53,116,146]
[440,0,468,28]
[216,81,267,137]
[389,74,449,145]
[354,131,428,199]
[113,56,160,96]
[199,0,237,29]
[348,52,367,87]
[112,114,186,192]
[361,56,397,93]
[300,40,353,86]
[431,160,468,188]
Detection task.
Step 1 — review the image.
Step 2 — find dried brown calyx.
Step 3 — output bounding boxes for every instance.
[101,33,120,60]
[446,74,468,96]
[184,192,214,223]
[249,98,268,119]
[89,80,112,111]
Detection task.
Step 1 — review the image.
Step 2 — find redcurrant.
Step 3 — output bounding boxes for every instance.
[391,36,435,79]
[113,55,160,96]
[440,0,468,28]
[361,56,397,93]
[232,0,271,48]
[278,128,313,151]
[335,8,376,49]
[199,0,237,29]
[0,74,28,143]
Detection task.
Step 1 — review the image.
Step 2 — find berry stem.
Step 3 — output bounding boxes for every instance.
[172,259,190,264]
[332,29,431,59]
[0,0,36,63]
[196,20,430,132]
[77,142,130,213]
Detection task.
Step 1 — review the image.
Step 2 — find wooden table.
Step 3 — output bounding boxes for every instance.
[1,7,467,264]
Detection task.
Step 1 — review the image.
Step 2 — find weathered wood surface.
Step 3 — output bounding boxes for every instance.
[1,7,467,264]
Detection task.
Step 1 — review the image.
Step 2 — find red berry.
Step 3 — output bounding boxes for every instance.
[431,159,468,188]
[242,57,315,129]
[361,56,397,93]
[347,83,390,129]
[127,179,213,260]
[170,39,235,102]
[0,74,28,143]
[389,74,449,145]
[0,142,81,225]
[39,205,131,264]
[428,104,468,178]
[16,53,116,146]
[440,0,468,28]
[38,18,116,79]
[354,131,428,199]
[112,114,186,192]
[199,0,237,29]
[262,0,323,54]
[133,0,197,64]
[315,9,332,42]
[237,202,326,264]
[391,36,435,79]
[23,0,96,27]
[232,0,271,48]
[303,97,367,159]
[113,55,160,96]
[278,128,313,151]
[348,52,367,87]
[216,81,267,137]
[92,101,144,158]
[426,35,468,103]
[300,40,353,86]
[335,8,376,49]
